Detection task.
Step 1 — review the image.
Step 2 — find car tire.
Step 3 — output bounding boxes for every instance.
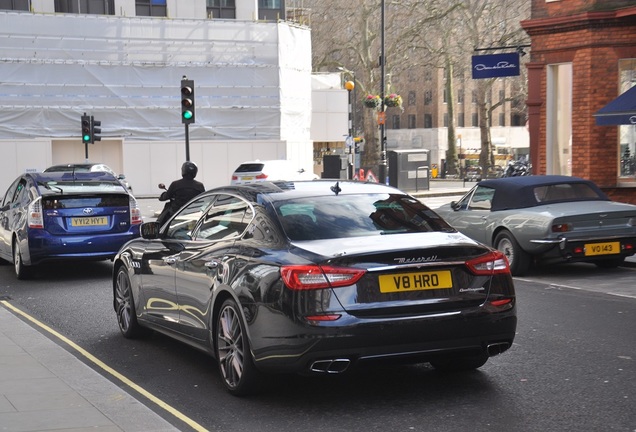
[215,298,261,396]
[494,230,531,276]
[13,238,31,280]
[430,352,489,372]
[114,265,151,338]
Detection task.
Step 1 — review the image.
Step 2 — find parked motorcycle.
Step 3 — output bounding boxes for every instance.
[503,159,532,177]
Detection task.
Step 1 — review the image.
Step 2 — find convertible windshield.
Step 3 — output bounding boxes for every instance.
[275,193,454,240]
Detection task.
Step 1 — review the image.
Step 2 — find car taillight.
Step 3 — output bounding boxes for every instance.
[280,265,366,290]
[129,196,142,225]
[231,175,238,180]
[27,197,44,229]
[552,223,572,233]
[255,173,268,180]
[466,251,510,275]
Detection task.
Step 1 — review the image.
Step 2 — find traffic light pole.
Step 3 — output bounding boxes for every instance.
[185,123,190,162]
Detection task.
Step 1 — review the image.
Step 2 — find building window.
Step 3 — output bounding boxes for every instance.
[392,115,400,129]
[136,0,166,17]
[472,90,477,104]
[443,113,448,127]
[499,113,505,126]
[458,89,464,104]
[207,0,235,18]
[424,70,432,81]
[408,91,416,106]
[424,90,432,106]
[546,63,573,175]
[408,115,416,129]
[499,89,505,103]
[472,113,478,127]
[424,114,433,128]
[458,113,465,127]
[0,0,29,10]
[55,0,114,14]
[259,0,284,20]
[443,88,447,103]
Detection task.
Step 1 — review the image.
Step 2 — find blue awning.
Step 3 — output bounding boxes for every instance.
[594,85,636,126]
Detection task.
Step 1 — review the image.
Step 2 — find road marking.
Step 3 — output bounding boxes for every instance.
[0,300,209,432]
[514,278,636,299]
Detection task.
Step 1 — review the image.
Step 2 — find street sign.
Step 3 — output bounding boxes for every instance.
[377,112,386,125]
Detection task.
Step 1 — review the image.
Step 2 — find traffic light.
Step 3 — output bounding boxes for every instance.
[180,79,195,124]
[81,114,91,144]
[354,136,364,153]
[91,116,101,143]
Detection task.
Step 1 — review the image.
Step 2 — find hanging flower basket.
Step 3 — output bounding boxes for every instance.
[363,94,382,109]
[384,93,403,108]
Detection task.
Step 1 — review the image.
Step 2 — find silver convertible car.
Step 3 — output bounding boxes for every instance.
[435,175,636,276]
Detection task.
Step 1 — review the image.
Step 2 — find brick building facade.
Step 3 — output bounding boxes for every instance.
[521,0,636,204]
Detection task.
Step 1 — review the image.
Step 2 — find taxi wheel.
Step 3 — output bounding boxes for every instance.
[494,230,531,276]
[215,298,261,396]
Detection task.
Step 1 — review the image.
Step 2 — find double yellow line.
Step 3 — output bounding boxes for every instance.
[1,300,208,432]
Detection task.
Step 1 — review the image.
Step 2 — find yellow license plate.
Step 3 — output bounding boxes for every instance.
[71,216,108,227]
[379,270,453,293]
[242,176,254,181]
[585,241,620,256]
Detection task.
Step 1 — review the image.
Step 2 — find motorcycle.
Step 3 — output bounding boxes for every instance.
[156,183,174,226]
[503,159,532,177]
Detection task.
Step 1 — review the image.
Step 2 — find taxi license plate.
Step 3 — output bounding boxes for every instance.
[379,270,453,293]
[584,241,620,256]
[71,216,108,227]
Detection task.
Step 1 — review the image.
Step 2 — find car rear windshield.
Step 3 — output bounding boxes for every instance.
[42,195,129,210]
[235,163,265,173]
[275,193,454,240]
[533,183,603,203]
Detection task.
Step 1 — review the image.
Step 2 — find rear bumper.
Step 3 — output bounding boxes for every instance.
[249,308,517,374]
[26,228,140,265]
[530,235,636,263]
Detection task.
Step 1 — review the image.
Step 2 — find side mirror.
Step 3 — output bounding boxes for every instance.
[158,183,166,190]
[450,201,459,211]
[140,222,160,239]
[118,174,126,180]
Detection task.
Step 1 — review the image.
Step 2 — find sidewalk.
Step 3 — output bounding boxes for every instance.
[0,303,180,432]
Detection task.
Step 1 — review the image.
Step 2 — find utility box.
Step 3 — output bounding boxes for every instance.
[388,149,430,191]
[322,154,348,179]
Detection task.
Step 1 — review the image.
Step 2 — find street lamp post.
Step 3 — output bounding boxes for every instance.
[378,0,387,184]
[345,79,355,179]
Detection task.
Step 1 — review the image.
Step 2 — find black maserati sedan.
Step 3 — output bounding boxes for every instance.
[112,180,516,396]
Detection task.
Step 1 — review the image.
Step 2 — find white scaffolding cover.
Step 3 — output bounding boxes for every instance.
[0,12,312,141]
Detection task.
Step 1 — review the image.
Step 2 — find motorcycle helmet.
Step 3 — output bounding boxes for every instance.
[181,161,198,179]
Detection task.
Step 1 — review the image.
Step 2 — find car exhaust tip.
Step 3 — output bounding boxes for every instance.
[487,342,511,356]
[309,359,351,374]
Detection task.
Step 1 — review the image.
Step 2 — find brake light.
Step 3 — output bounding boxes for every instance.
[552,223,571,233]
[129,196,142,225]
[281,265,366,290]
[27,198,44,229]
[231,175,238,180]
[466,251,510,275]
[255,173,268,180]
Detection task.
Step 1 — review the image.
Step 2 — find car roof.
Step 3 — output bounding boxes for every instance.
[477,175,609,211]
[211,180,403,203]
[28,171,127,195]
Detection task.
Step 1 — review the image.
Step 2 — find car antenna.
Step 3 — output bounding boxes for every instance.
[330,181,341,196]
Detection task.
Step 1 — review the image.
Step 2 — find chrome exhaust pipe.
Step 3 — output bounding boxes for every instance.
[487,342,511,356]
[309,359,351,374]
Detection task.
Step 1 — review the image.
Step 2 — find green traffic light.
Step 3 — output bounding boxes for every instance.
[83,135,91,142]
[183,110,193,120]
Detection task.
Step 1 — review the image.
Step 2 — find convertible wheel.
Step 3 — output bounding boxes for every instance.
[430,352,489,372]
[13,239,31,280]
[215,299,261,396]
[114,266,150,338]
[494,230,531,276]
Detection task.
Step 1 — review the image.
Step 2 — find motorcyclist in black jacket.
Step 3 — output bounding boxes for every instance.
[157,161,205,225]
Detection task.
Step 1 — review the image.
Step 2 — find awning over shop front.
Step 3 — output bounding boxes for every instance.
[594,85,636,126]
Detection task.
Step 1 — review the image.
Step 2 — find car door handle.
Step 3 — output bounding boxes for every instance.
[163,257,177,265]
[204,261,219,269]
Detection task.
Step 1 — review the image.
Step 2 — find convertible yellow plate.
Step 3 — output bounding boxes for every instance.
[584,241,620,256]
[71,216,108,227]
[379,270,453,293]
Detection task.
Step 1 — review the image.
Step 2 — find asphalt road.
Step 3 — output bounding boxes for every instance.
[1,258,635,431]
